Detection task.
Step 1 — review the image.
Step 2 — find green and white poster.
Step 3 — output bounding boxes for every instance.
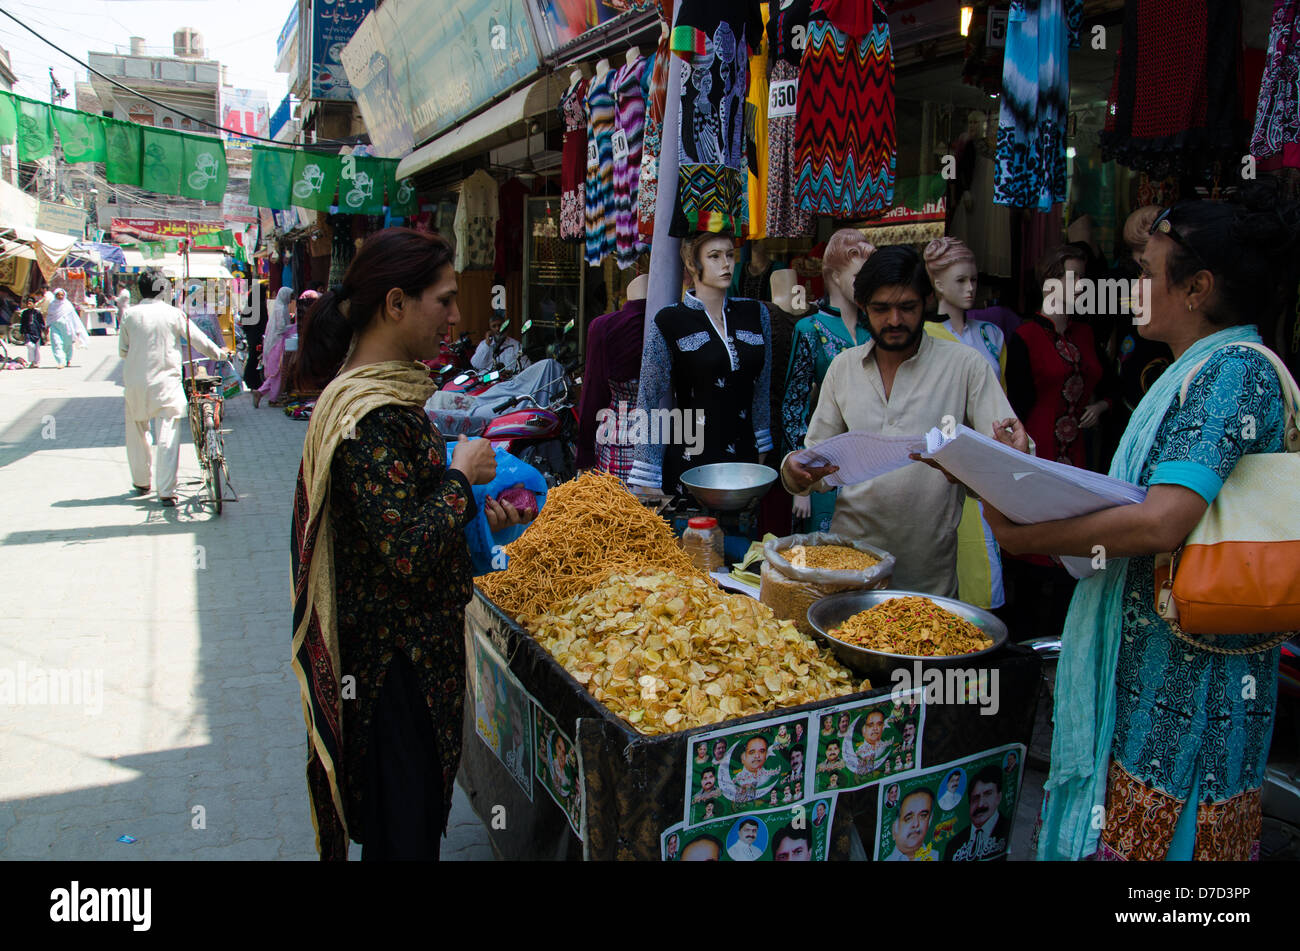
[180,134,228,202]
[470,628,532,801]
[874,744,1024,862]
[685,713,814,828]
[662,797,837,861]
[811,690,923,794]
[289,150,341,212]
[52,107,106,164]
[532,704,581,837]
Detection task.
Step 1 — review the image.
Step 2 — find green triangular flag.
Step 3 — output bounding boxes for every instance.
[289,150,341,212]
[164,239,180,252]
[385,160,418,216]
[248,145,295,209]
[0,93,16,145]
[141,127,185,196]
[178,133,227,202]
[218,229,234,247]
[337,155,388,215]
[52,107,107,164]
[105,120,143,186]
[16,98,54,162]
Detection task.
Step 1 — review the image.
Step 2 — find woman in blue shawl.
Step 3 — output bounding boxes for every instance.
[980,185,1299,860]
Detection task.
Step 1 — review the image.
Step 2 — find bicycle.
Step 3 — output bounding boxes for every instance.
[182,359,235,514]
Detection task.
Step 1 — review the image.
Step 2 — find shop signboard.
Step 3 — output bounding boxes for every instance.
[36,201,86,238]
[221,88,270,141]
[110,218,227,250]
[339,9,415,157]
[527,0,654,54]
[344,0,542,149]
[0,177,38,230]
[310,0,376,101]
[886,0,967,50]
[275,2,299,74]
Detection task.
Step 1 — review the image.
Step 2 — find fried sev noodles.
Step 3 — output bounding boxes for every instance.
[830,596,993,657]
[784,544,881,572]
[475,471,706,621]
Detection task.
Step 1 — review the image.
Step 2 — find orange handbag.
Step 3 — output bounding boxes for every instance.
[1153,343,1300,648]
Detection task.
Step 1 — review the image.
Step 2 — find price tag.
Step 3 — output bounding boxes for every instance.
[611,128,629,162]
[768,78,798,119]
[587,141,598,166]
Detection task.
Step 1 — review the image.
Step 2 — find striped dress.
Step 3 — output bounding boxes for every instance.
[585,70,618,265]
[795,2,896,218]
[613,56,649,268]
[638,0,674,241]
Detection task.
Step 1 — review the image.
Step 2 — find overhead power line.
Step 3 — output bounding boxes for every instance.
[0,6,354,150]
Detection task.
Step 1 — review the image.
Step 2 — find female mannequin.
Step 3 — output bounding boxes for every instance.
[923,237,1007,610]
[781,228,875,531]
[630,232,774,495]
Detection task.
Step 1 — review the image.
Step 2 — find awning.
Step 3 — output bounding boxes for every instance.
[120,250,233,280]
[0,236,37,261]
[3,225,78,278]
[67,241,128,269]
[396,72,569,181]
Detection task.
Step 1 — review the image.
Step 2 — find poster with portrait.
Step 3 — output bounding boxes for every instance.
[873,744,1025,862]
[533,703,582,837]
[661,797,838,861]
[811,689,924,795]
[470,628,533,800]
[684,712,815,827]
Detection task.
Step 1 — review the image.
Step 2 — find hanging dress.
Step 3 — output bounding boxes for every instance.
[613,56,649,267]
[1251,0,1300,171]
[585,70,618,265]
[795,0,896,219]
[766,0,814,237]
[639,0,674,241]
[993,0,1081,209]
[560,78,589,241]
[669,1,762,236]
[1099,0,1242,181]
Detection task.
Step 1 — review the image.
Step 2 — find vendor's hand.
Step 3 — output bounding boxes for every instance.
[450,434,497,486]
[908,453,968,490]
[791,493,811,518]
[484,495,525,532]
[1079,401,1108,429]
[992,417,1029,453]
[783,456,838,493]
[979,502,1026,553]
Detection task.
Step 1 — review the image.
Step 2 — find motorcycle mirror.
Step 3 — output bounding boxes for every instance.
[453,373,469,385]
[482,370,500,383]
[563,318,575,335]
[521,319,533,334]
[498,320,510,332]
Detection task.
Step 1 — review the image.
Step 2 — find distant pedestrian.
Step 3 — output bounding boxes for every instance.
[115,288,130,331]
[118,269,228,506]
[19,296,44,367]
[46,289,89,368]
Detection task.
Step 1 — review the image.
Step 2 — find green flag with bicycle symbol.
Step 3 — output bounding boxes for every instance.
[385,162,419,217]
[52,107,107,164]
[338,155,387,215]
[142,128,185,196]
[290,151,341,212]
[248,145,295,209]
[180,134,227,202]
[16,98,54,162]
[105,119,143,187]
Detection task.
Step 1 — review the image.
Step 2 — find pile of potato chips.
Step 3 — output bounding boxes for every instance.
[527,571,871,736]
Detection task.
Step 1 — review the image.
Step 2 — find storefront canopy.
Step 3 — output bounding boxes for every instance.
[120,249,233,280]
[396,72,569,181]
[2,225,78,278]
[67,241,128,269]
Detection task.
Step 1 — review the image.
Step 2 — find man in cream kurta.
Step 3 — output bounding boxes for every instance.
[119,270,227,503]
[780,246,1026,598]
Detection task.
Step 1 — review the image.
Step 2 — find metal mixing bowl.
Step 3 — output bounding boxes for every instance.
[806,589,1009,683]
[679,462,779,512]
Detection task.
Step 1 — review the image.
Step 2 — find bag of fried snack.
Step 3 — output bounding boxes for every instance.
[760,533,895,635]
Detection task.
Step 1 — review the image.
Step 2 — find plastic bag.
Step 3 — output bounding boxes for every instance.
[759,533,895,634]
[449,441,549,575]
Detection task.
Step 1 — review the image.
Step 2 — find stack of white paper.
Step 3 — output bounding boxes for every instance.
[919,424,1146,579]
[790,430,923,487]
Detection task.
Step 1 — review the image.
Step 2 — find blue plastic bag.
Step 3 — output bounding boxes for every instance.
[448,440,548,575]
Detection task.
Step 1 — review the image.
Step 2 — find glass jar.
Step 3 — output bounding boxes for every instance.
[680,516,724,573]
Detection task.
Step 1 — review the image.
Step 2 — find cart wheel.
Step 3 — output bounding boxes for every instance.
[7,325,23,346]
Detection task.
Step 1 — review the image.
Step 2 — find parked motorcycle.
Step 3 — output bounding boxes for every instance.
[482,365,579,487]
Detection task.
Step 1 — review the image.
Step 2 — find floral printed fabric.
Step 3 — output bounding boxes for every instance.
[328,404,477,842]
[453,170,499,271]
[560,78,588,241]
[1102,345,1286,860]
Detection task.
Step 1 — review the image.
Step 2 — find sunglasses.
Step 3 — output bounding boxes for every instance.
[1148,206,1209,271]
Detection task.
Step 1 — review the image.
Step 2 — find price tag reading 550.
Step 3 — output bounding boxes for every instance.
[768,79,798,119]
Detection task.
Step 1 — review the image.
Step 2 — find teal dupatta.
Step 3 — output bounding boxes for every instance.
[1037,324,1263,861]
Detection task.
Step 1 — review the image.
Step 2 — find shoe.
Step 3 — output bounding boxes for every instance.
[252,391,262,408]
[159,497,177,507]
[131,485,150,495]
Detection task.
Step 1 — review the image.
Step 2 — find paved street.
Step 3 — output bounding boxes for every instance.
[0,333,492,861]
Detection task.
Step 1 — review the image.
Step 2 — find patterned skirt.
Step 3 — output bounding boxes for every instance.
[766,59,813,237]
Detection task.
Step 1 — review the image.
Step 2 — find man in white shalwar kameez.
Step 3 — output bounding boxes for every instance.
[118,270,228,505]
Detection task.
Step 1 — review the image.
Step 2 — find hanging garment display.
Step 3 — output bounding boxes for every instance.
[1099,0,1244,181]
[794,0,897,219]
[744,3,771,241]
[639,0,675,242]
[585,68,619,264]
[993,0,1081,209]
[1251,0,1300,171]
[613,56,650,268]
[495,178,533,279]
[669,1,763,237]
[560,78,589,241]
[766,0,814,237]
[951,137,1013,277]
[454,170,500,272]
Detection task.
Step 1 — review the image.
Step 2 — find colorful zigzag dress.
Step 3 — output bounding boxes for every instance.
[794,0,896,219]
[585,69,618,265]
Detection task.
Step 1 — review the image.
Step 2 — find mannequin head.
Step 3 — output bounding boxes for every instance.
[924,237,978,314]
[822,228,876,305]
[1123,205,1162,264]
[681,232,735,292]
[770,268,800,312]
